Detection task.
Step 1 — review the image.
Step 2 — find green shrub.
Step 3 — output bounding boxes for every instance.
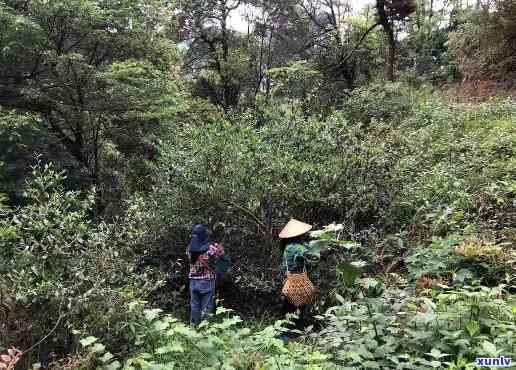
[77,303,336,370]
[389,98,515,239]
[75,283,515,369]
[0,162,164,367]
[407,235,515,287]
[138,92,515,303]
[315,285,515,369]
[341,82,415,124]
[147,108,406,289]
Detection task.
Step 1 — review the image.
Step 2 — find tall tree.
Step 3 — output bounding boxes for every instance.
[375,0,416,80]
[296,0,365,89]
[0,0,179,212]
[177,0,246,110]
[247,0,295,101]
[264,0,383,108]
[448,0,516,85]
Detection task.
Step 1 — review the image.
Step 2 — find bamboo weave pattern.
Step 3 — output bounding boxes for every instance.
[281,272,317,307]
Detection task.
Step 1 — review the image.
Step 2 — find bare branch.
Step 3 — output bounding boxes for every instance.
[341,21,381,63]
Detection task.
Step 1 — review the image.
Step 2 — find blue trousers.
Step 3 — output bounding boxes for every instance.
[189,279,216,326]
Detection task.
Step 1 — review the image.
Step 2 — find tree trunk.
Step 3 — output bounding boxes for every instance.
[386,32,395,81]
[265,25,274,102]
[376,0,396,81]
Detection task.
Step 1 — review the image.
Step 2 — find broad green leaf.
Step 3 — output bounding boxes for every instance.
[338,241,361,249]
[426,348,449,359]
[341,351,362,362]
[362,360,380,369]
[307,240,330,256]
[156,346,172,355]
[100,352,114,363]
[465,321,480,337]
[170,344,184,353]
[91,343,105,353]
[215,307,233,315]
[79,336,98,347]
[336,262,361,286]
[429,360,441,368]
[104,360,121,370]
[154,320,169,331]
[482,341,498,356]
[237,328,251,336]
[144,308,162,322]
[335,293,346,304]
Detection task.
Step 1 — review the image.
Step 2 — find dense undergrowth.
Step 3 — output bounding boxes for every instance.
[1,85,515,369]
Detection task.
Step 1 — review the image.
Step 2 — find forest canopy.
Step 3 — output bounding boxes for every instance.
[0,0,515,369]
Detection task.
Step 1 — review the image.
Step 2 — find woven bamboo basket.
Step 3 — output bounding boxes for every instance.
[281,272,317,307]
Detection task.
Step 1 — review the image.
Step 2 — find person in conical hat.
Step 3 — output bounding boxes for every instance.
[278,218,314,340]
[278,218,312,239]
[279,219,312,274]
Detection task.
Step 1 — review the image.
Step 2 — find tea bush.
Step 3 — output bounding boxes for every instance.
[389,98,515,239]
[146,106,407,295]
[341,82,417,125]
[406,235,515,287]
[0,162,164,367]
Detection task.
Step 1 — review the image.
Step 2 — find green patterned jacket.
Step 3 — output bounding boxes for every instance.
[281,243,307,274]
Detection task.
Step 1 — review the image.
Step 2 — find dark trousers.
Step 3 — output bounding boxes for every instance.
[281,299,310,335]
[189,279,216,326]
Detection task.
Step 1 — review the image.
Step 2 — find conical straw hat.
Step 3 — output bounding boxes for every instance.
[279,219,312,239]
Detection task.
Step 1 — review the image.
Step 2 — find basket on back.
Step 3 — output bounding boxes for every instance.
[282,271,317,307]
